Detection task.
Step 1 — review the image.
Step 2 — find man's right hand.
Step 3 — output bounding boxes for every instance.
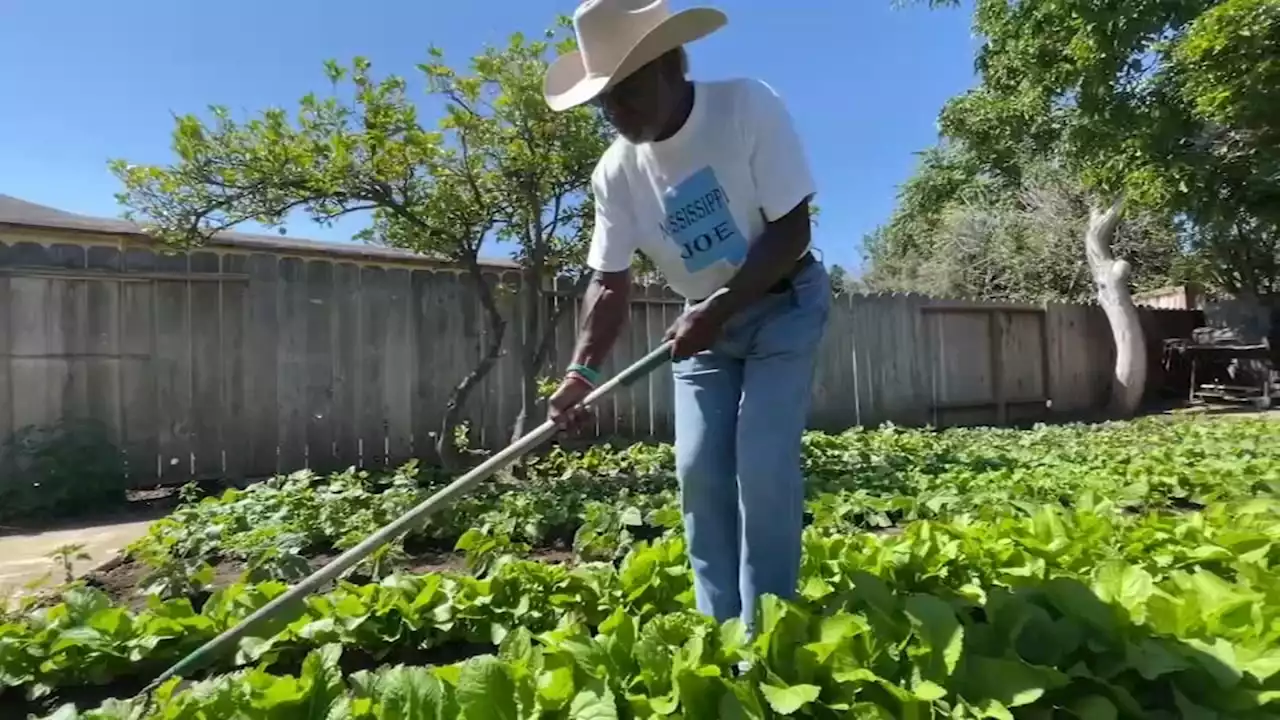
[547,375,594,430]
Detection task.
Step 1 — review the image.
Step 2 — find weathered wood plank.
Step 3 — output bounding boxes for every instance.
[553,280,589,445]
[153,252,192,482]
[58,278,91,424]
[1002,311,1046,404]
[409,269,442,464]
[821,293,846,429]
[651,300,679,440]
[628,284,652,438]
[359,266,389,468]
[220,255,248,480]
[465,271,494,445]
[451,272,484,452]
[304,260,336,471]
[244,254,280,477]
[276,257,308,472]
[990,311,1007,425]
[848,295,876,425]
[384,268,413,466]
[84,272,122,451]
[119,268,157,484]
[332,263,361,469]
[8,278,55,432]
[429,272,465,455]
[608,283,634,439]
[930,307,993,411]
[488,272,518,448]
[190,265,223,478]
[1045,303,1096,415]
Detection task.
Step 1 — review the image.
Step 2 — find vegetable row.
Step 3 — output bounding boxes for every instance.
[9,497,1280,718]
[123,417,1280,595]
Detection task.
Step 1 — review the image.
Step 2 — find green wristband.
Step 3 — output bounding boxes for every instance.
[567,363,602,386]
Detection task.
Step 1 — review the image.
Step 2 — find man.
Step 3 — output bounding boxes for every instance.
[543,0,830,632]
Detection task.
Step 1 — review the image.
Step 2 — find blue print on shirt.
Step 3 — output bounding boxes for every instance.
[658,167,747,274]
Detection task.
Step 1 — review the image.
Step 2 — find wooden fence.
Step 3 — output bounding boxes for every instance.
[0,228,1198,485]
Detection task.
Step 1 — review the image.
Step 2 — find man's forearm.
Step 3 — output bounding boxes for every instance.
[705,200,811,319]
[571,271,630,370]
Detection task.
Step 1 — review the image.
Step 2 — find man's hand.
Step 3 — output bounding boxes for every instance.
[547,375,594,430]
[665,299,729,359]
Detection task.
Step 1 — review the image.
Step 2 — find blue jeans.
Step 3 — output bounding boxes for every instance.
[672,261,831,630]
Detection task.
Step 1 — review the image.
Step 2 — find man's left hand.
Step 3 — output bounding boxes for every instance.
[665,299,729,359]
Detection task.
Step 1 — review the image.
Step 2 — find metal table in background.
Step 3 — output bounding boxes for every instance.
[1164,339,1277,409]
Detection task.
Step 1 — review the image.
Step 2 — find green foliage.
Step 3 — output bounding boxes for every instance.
[117,418,1280,601]
[1164,0,1280,293]
[884,0,1280,297]
[7,416,1280,717]
[862,149,1193,301]
[11,494,1280,717]
[0,420,129,524]
[110,25,612,460]
[1173,0,1280,133]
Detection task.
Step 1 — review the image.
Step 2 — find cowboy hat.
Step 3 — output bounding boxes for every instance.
[544,0,727,112]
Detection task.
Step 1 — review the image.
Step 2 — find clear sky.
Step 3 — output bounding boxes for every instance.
[0,0,977,274]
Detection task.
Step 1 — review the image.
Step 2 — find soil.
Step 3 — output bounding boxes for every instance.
[80,546,578,612]
[0,487,183,539]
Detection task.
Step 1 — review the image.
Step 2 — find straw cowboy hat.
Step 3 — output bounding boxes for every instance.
[544,0,727,112]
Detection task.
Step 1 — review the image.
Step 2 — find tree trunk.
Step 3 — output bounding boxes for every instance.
[436,260,506,470]
[508,273,593,443]
[1084,197,1147,417]
[509,266,543,443]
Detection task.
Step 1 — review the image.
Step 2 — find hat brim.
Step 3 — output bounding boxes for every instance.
[543,7,727,112]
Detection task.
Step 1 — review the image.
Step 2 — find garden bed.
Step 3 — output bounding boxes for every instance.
[3,416,1279,718]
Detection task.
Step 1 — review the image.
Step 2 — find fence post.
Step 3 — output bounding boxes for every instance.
[989,310,1007,425]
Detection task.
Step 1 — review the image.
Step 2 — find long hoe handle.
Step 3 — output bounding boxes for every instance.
[141,342,673,696]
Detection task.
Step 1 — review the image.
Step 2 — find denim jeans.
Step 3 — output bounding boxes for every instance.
[672,261,831,631]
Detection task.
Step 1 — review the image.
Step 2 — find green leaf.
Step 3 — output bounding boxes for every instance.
[536,664,575,707]
[567,676,618,719]
[958,656,1068,708]
[369,666,451,720]
[1068,695,1118,720]
[456,656,519,720]
[759,681,822,715]
[904,594,964,679]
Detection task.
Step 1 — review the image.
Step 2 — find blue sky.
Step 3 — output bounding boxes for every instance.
[0,0,977,274]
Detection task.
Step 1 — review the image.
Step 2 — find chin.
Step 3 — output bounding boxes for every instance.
[616,125,655,144]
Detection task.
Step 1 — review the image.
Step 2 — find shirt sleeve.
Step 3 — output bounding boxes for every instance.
[585,159,639,273]
[745,79,818,222]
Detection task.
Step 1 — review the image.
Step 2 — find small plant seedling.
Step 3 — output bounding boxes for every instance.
[48,542,92,585]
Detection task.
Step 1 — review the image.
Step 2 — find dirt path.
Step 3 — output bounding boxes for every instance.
[0,521,153,601]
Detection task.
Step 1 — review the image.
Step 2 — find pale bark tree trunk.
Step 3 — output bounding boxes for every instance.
[1084,197,1146,417]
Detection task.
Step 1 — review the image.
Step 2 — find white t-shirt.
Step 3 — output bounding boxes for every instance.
[586,78,816,301]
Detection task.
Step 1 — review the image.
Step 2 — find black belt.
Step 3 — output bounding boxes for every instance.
[767,250,816,294]
[691,251,815,304]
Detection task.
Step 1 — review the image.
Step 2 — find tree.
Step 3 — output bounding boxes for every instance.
[1164,0,1280,295]
[907,0,1236,416]
[419,34,610,441]
[112,27,609,466]
[828,264,852,296]
[862,147,1194,303]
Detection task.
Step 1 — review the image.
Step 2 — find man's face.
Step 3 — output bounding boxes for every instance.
[593,55,678,144]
